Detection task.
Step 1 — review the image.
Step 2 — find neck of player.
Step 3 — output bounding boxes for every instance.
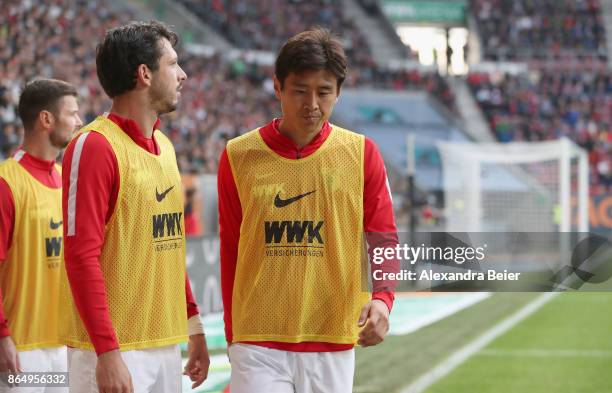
[22,134,59,162]
[277,119,321,150]
[109,94,157,138]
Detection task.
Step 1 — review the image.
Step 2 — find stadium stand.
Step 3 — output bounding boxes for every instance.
[176,0,376,69]
[0,0,128,158]
[0,0,455,173]
[471,0,608,61]
[467,0,611,195]
[468,69,611,194]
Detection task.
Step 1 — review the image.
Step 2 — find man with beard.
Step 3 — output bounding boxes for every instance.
[0,78,82,390]
[61,21,209,393]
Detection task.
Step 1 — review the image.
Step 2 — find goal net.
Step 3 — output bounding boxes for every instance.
[437,138,589,233]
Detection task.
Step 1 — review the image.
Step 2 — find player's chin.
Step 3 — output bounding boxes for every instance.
[168,91,180,105]
[158,101,178,115]
[56,140,71,149]
[50,133,71,149]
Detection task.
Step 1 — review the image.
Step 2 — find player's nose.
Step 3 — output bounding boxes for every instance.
[304,91,318,110]
[178,65,187,82]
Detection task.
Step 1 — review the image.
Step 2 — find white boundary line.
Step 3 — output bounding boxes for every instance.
[400,292,558,393]
[478,348,612,358]
[391,293,491,335]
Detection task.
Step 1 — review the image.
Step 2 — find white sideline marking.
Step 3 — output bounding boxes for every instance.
[390,293,490,335]
[400,292,558,393]
[353,386,383,393]
[478,349,612,358]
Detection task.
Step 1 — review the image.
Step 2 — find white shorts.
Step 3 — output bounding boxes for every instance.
[67,345,181,393]
[0,346,68,393]
[229,343,354,393]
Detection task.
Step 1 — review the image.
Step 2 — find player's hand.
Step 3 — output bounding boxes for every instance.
[96,349,133,393]
[0,336,21,373]
[357,299,390,347]
[183,334,210,388]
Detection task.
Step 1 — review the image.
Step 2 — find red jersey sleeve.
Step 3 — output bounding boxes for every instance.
[185,273,199,319]
[0,178,14,337]
[217,148,242,344]
[0,178,14,262]
[62,132,120,355]
[364,137,399,312]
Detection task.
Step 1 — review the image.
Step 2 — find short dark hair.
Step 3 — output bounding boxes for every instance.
[275,28,348,92]
[96,20,179,98]
[18,79,77,131]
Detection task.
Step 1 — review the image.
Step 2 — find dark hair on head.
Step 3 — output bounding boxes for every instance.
[18,78,77,131]
[275,27,347,92]
[96,20,178,98]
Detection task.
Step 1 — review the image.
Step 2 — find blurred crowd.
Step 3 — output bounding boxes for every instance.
[0,0,455,174]
[469,0,611,195]
[0,0,281,173]
[178,0,376,70]
[468,70,612,194]
[471,0,607,61]
[0,0,126,158]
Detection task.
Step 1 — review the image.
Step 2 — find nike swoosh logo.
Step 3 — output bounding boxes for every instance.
[50,219,63,230]
[156,185,175,202]
[274,190,316,208]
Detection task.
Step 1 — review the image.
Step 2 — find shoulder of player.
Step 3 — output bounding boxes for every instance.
[0,158,21,182]
[63,131,117,173]
[329,124,378,151]
[363,136,380,154]
[66,130,113,156]
[330,124,369,141]
[0,158,13,172]
[362,136,386,178]
[0,176,16,219]
[226,127,261,149]
[0,177,12,197]
[235,128,261,141]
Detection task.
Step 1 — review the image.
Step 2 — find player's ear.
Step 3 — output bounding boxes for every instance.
[273,75,282,100]
[135,64,153,87]
[38,110,54,131]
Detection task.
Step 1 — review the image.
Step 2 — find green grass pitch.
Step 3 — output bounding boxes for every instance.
[354,293,612,393]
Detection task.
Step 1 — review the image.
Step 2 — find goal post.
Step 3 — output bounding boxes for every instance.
[437,137,589,233]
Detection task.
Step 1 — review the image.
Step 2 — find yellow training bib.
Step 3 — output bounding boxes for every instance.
[60,116,188,351]
[227,125,370,344]
[0,158,63,350]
